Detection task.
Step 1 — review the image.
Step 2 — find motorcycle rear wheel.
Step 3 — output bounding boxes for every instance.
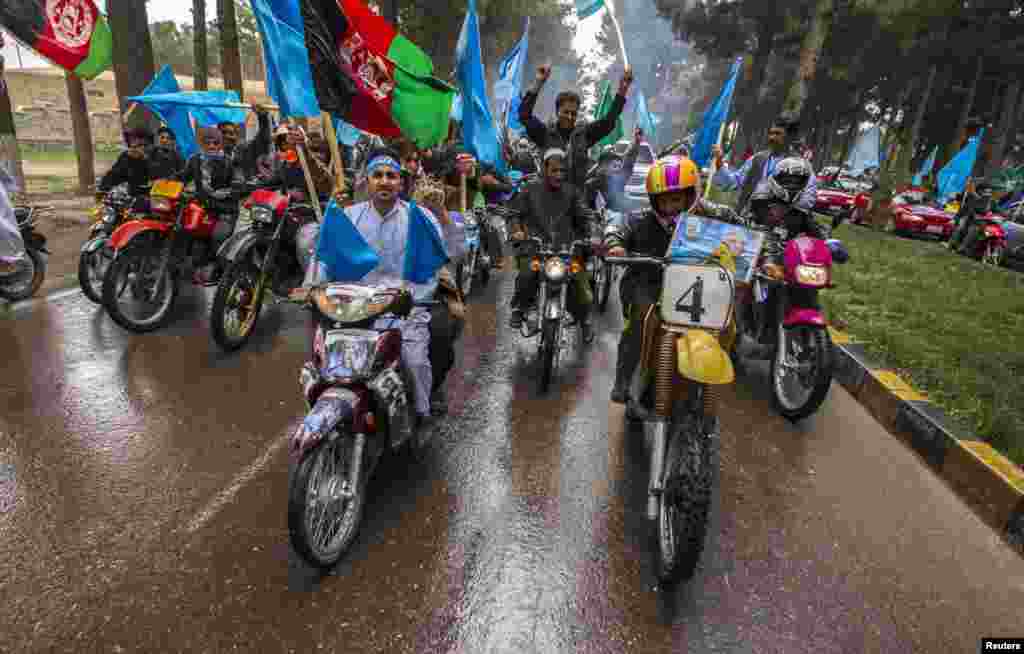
[0,248,46,302]
[211,259,265,352]
[539,319,557,394]
[288,435,367,569]
[102,237,178,333]
[771,325,833,421]
[653,415,716,585]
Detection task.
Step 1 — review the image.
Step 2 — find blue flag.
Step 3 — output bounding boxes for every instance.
[403,202,450,284]
[636,91,657,140]
[136,66,197,158]
[143,65,179,96]
[450,93,463,122]
[455,0,507,174]
[574,0,605,19]
[128,88,248,159]
[334,117,363,146]
[493,18,529,136]
[938,130,985,202]
[250,0,321,117]
[691,58,742,169]
[844,125,881,177]
[912,145,938,187]
[315,201,381,282]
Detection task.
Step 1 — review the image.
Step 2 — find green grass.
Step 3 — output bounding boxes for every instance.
[20,146,119,165]
[822,223,1024,466]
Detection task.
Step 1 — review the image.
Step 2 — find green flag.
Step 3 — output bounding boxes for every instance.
[592,80,623,155]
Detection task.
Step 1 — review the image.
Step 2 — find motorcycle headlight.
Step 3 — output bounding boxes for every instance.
[151,197,173,213]
[252,206,274,224]
[795,264,828,287]
[544,257,567,282]
[102,207,118,224]
[984,225,1003,238]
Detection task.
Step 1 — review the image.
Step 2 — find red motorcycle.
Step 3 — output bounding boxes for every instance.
[961,212,1007,266]
[286,283,420,569]
[101,179,234,332]
[209,182,318,351]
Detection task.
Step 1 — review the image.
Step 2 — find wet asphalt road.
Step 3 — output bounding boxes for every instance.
[2,267,1022,653]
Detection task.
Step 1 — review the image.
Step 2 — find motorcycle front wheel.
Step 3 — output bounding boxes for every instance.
[983,242,1005,266]
[458,249,477,298]
[101,237,178,333]
[771,325,833,421]
[0,248,46,302]
[539,319,558,394]
[211,258,265,352]
[78,245,111,304]
[288,434,367,569]
[654,415,716,585]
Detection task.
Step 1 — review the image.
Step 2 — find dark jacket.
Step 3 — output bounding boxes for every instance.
[736,150,772,215]
[98,152,150,195]
[508,181,593,249]
[518,89,627,189]
[177,154,234,204]
[586,143,639,211]
[262,152,333,200]
[148,145,185,181]
[225,112,272,181]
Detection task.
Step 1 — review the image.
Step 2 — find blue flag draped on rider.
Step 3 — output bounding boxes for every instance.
[574,0,605,19]
[315,201,381,282]
[691,57,742,169]
[844,125,881,177]
[403,202,449,284]
[250,0,321,117]
[938,130,985,203]
[493,18,529,136]
[455,0,507,174]
[912,145,938,187]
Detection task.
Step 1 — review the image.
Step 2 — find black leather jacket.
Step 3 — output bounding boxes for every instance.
[508,181,594,249]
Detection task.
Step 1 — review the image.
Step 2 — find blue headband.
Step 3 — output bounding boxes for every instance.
[367,156,401,174]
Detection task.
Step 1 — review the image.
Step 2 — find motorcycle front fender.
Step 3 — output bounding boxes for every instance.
[218,229,269,263]
[80,235,108,255]
[109,219,172,251]
[782,307,827,327]
[291,387,359,460]
[677,329,734,385]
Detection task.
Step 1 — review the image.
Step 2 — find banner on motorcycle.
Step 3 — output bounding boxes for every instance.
[669,213,765,284]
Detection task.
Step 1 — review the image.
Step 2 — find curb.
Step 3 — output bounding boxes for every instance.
[828,326,1024,557]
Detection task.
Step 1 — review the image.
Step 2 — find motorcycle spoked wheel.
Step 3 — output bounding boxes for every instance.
[538,319,558,394]
[0,248,46,302]
[653,414,717,585]
[78,244,112,304]
[288,433,367,569]
[771,325,833,422]
[210,258,266,352]
[458,249,477,298]
[101,237,178,333]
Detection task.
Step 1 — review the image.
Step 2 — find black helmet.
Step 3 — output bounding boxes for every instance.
[772,157,813,198]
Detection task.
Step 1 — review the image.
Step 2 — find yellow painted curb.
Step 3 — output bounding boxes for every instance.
[827,326,851,344]
[871,369,928,402]
[960,441,1024,494]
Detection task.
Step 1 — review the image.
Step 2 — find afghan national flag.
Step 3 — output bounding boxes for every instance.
[0,0,112,79]
[593,80,623,152]
[299,0,454,148]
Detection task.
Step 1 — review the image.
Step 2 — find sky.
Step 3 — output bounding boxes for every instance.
[2,0,601,70]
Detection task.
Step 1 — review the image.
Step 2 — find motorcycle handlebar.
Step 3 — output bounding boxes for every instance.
[604,255,665,267]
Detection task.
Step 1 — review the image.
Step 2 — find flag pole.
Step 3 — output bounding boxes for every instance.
[321,111,346,198]
[604,0,630,69]
[296,143,324,223]
[704,121,727,199]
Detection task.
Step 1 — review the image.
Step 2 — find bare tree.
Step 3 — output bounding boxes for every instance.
[217,0,244,99]
[108,0,158,130]
[65,72,96,193]
[194,0,209,90]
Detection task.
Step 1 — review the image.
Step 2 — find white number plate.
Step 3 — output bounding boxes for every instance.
[925,224,945,234]
[660,263,735,329]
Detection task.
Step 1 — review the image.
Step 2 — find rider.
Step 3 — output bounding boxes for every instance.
[301,148,466,423]
[587,127,643,212]
[605,156,739,407]
[948,178,995,254]
[177,127,237,284]
[748,157,828,240]
[218,104,272,182]
[149,126,186,180]
[98,128,154,198]
[518,64,634,191]
[507,148,596,343]
[0,164,24,276]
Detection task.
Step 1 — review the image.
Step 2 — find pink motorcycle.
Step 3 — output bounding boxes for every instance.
[734,204,849,421]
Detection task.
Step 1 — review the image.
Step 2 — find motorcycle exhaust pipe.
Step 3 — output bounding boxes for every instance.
[648,420,668,520]
[343,433,367,499]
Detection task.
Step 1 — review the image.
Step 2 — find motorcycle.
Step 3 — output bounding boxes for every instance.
[0,204,50,302]
[734,205,849,421]
[209,181,319,351]
[589,208,619,314]
[102,179,236,333]
[959,212,1007,266]
[605,222,740,584]
[456,207,490,298]
[286,282,420,569]
[79,183,138,303]
[512,236,589,393]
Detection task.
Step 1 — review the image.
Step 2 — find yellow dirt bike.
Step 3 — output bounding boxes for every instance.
[607,220,746,585]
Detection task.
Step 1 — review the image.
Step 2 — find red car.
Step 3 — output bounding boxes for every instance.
[814,178,872,224]
[885,191,955,239]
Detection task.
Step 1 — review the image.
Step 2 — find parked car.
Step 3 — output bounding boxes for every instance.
[883,191,955,239]
[814,176,872,225]
[996,202,1024,269]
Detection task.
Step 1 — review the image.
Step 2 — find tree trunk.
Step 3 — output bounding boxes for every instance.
[217,0,244,100]
[0,49,25,193]
[782,0,834,123]
[948,55,983,161]
[65,72,96,194]
[193,0,208,90]
[108,0,158,130]
[904,64,938,177]
[985,80,1021,177]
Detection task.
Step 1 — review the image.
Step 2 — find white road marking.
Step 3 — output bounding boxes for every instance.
[182,437,287,535]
